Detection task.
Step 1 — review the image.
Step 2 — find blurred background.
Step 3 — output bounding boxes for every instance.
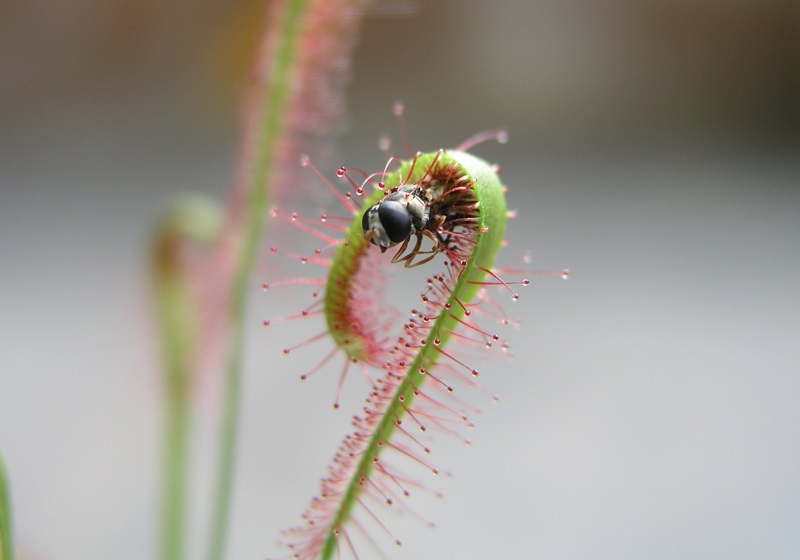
[1,0,799,559]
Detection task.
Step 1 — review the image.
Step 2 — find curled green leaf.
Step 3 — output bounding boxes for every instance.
[281,147,509,559]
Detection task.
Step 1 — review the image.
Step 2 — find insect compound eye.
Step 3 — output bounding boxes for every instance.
[362,203,386,247]
[377,200,412,244]
[361,205,374,234]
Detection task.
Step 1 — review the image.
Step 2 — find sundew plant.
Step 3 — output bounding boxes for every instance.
[266,132,524,558]
[0,1,563,560]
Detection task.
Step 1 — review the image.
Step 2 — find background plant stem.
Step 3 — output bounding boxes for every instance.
[154,197,222,560]
[0,452,15,560]
[162,382,190,560]
[205,1,309,559]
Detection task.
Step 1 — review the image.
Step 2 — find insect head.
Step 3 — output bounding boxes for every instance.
[362,185,429,253]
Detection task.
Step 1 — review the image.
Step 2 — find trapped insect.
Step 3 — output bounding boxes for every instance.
[360,185,439,266]
[361,160,465,267]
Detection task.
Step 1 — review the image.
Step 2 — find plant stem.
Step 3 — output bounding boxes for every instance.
[154,197,222,560]
[0,452,14,560]
[161,375,191,560]
[205,1,309,559]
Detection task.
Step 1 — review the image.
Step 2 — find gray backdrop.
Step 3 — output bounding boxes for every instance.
[2,1,798,559]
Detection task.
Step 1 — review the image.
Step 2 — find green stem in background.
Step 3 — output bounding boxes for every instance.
[0,452,15,560]
[206,1,309,559]
[153,197,222,560]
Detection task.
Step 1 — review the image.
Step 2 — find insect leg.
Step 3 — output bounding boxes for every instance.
[391,236,412,264]
[401,233,426,268]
